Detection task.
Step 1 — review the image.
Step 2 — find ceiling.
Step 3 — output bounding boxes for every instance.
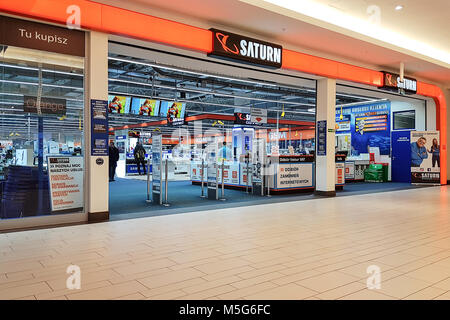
[94,0,450,88]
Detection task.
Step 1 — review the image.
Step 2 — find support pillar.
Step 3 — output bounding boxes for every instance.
[85,31,109,222]
[315,78,336,196]
[445,88,450,184]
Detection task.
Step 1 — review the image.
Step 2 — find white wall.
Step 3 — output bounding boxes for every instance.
[390,99,426,131]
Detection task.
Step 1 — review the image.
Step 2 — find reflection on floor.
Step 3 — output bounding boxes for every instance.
[2,186,450,300]
[109,179,427,221]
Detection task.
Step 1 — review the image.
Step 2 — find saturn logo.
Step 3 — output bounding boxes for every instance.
[216,32,239,55]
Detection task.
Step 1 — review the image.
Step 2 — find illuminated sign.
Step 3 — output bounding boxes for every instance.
[380,71,417,94]
[208,29,282,68]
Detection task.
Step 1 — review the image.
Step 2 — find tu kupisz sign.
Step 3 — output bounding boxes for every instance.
[379,71,417,94]
[23,96,66,116]
[0,15,85,57]
[208,29,282,68]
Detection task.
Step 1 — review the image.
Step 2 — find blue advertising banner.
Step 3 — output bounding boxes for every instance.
[336,101,391,155]
[317,120,327,156]
[90,99,109,156]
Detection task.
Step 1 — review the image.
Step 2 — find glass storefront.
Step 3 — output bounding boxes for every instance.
[0,45,85,220]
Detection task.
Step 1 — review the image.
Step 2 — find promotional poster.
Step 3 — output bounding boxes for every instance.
[410,131,440,184]
[336,101,391,155]
[47,156,83,212]
[275,163,313,189]
[152,134,162,204]
[90,99,109,156]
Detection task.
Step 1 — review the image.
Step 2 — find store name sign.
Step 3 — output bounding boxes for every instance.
[23,96,66,116]
[380,72,417,94]
[208,29,282,68]
[0,16,85,57]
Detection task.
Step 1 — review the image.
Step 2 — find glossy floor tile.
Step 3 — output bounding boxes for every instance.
[1,186,450,300]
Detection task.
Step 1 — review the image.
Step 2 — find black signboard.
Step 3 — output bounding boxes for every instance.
[234,112,262,126]
[0,16,85,57]
[23,96,66,116]
[278,155,315,163]
[167,117,185,127]
[208,29,282,68]
[317,120,327,156]
[379,71,417,94]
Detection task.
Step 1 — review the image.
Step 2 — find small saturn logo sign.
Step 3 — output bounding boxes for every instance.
[216,32,239,55]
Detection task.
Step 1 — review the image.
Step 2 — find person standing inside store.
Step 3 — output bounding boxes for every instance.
[109,141,120,182]
[428,138,440,167]
[134,141,147,175]
[410,137,428,167]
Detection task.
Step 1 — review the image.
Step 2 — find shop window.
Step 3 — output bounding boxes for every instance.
[0,45,85,220]
[393,110,415,130]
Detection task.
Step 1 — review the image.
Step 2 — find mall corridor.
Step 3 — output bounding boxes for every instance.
[1,186,450,300]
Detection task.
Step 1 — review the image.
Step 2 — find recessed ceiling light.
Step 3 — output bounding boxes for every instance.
[395,5,404,11]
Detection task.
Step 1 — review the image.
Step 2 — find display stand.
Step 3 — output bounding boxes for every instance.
[200,158,206,198]
[162,158,170,206]
[146,160,152,203]
[219,159,226,201]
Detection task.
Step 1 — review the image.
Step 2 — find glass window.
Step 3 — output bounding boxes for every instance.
[0,45,84,220]
[393,110,415,130]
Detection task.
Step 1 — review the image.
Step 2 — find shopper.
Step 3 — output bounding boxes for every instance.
[410,137,428,167]
[134,142,147,175]
[428,138,440,167]
[109,141,120,182]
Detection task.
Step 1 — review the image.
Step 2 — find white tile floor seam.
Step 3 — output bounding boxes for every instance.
[1,186,450,300]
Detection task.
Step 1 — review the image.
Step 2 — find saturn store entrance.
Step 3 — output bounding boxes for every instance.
[106,41,418,220]
[106,43,325,219]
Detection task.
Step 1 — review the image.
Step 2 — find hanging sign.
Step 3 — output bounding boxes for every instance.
[23,96,66,116]
[379,71,417,94]
[208,28,282,68]
[250,108,268,124]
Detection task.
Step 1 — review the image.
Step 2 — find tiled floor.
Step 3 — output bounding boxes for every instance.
[1,186,450,300]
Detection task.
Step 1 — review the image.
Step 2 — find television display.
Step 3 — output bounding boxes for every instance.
[108,95,131,114]
[130,98,160,116]
[160,101,186,119]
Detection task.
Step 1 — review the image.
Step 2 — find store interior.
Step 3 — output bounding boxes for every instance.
[0,45,84,219]
[0,44,434,221]
[106,54,427,219]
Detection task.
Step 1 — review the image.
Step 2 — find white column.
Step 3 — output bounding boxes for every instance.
[85,31,109,221]
[445,88,450,183]
[315,78,336,196]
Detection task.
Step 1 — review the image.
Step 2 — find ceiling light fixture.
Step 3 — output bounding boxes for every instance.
[395,5,404,11]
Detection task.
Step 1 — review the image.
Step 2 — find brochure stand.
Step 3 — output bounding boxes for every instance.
[219,159,226,201]
[162,158,170,207]
[146,159,152,203]
[200,159,206,198]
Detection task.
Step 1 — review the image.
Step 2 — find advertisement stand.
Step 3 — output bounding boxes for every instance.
[152,134,163,205]
[146,159,151,203]
[410,131,440,185]
[162,159,170,206]
[252,138,266,196]
[200,158,206,198]
[219,159,226,201]
[207,139,219,200]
